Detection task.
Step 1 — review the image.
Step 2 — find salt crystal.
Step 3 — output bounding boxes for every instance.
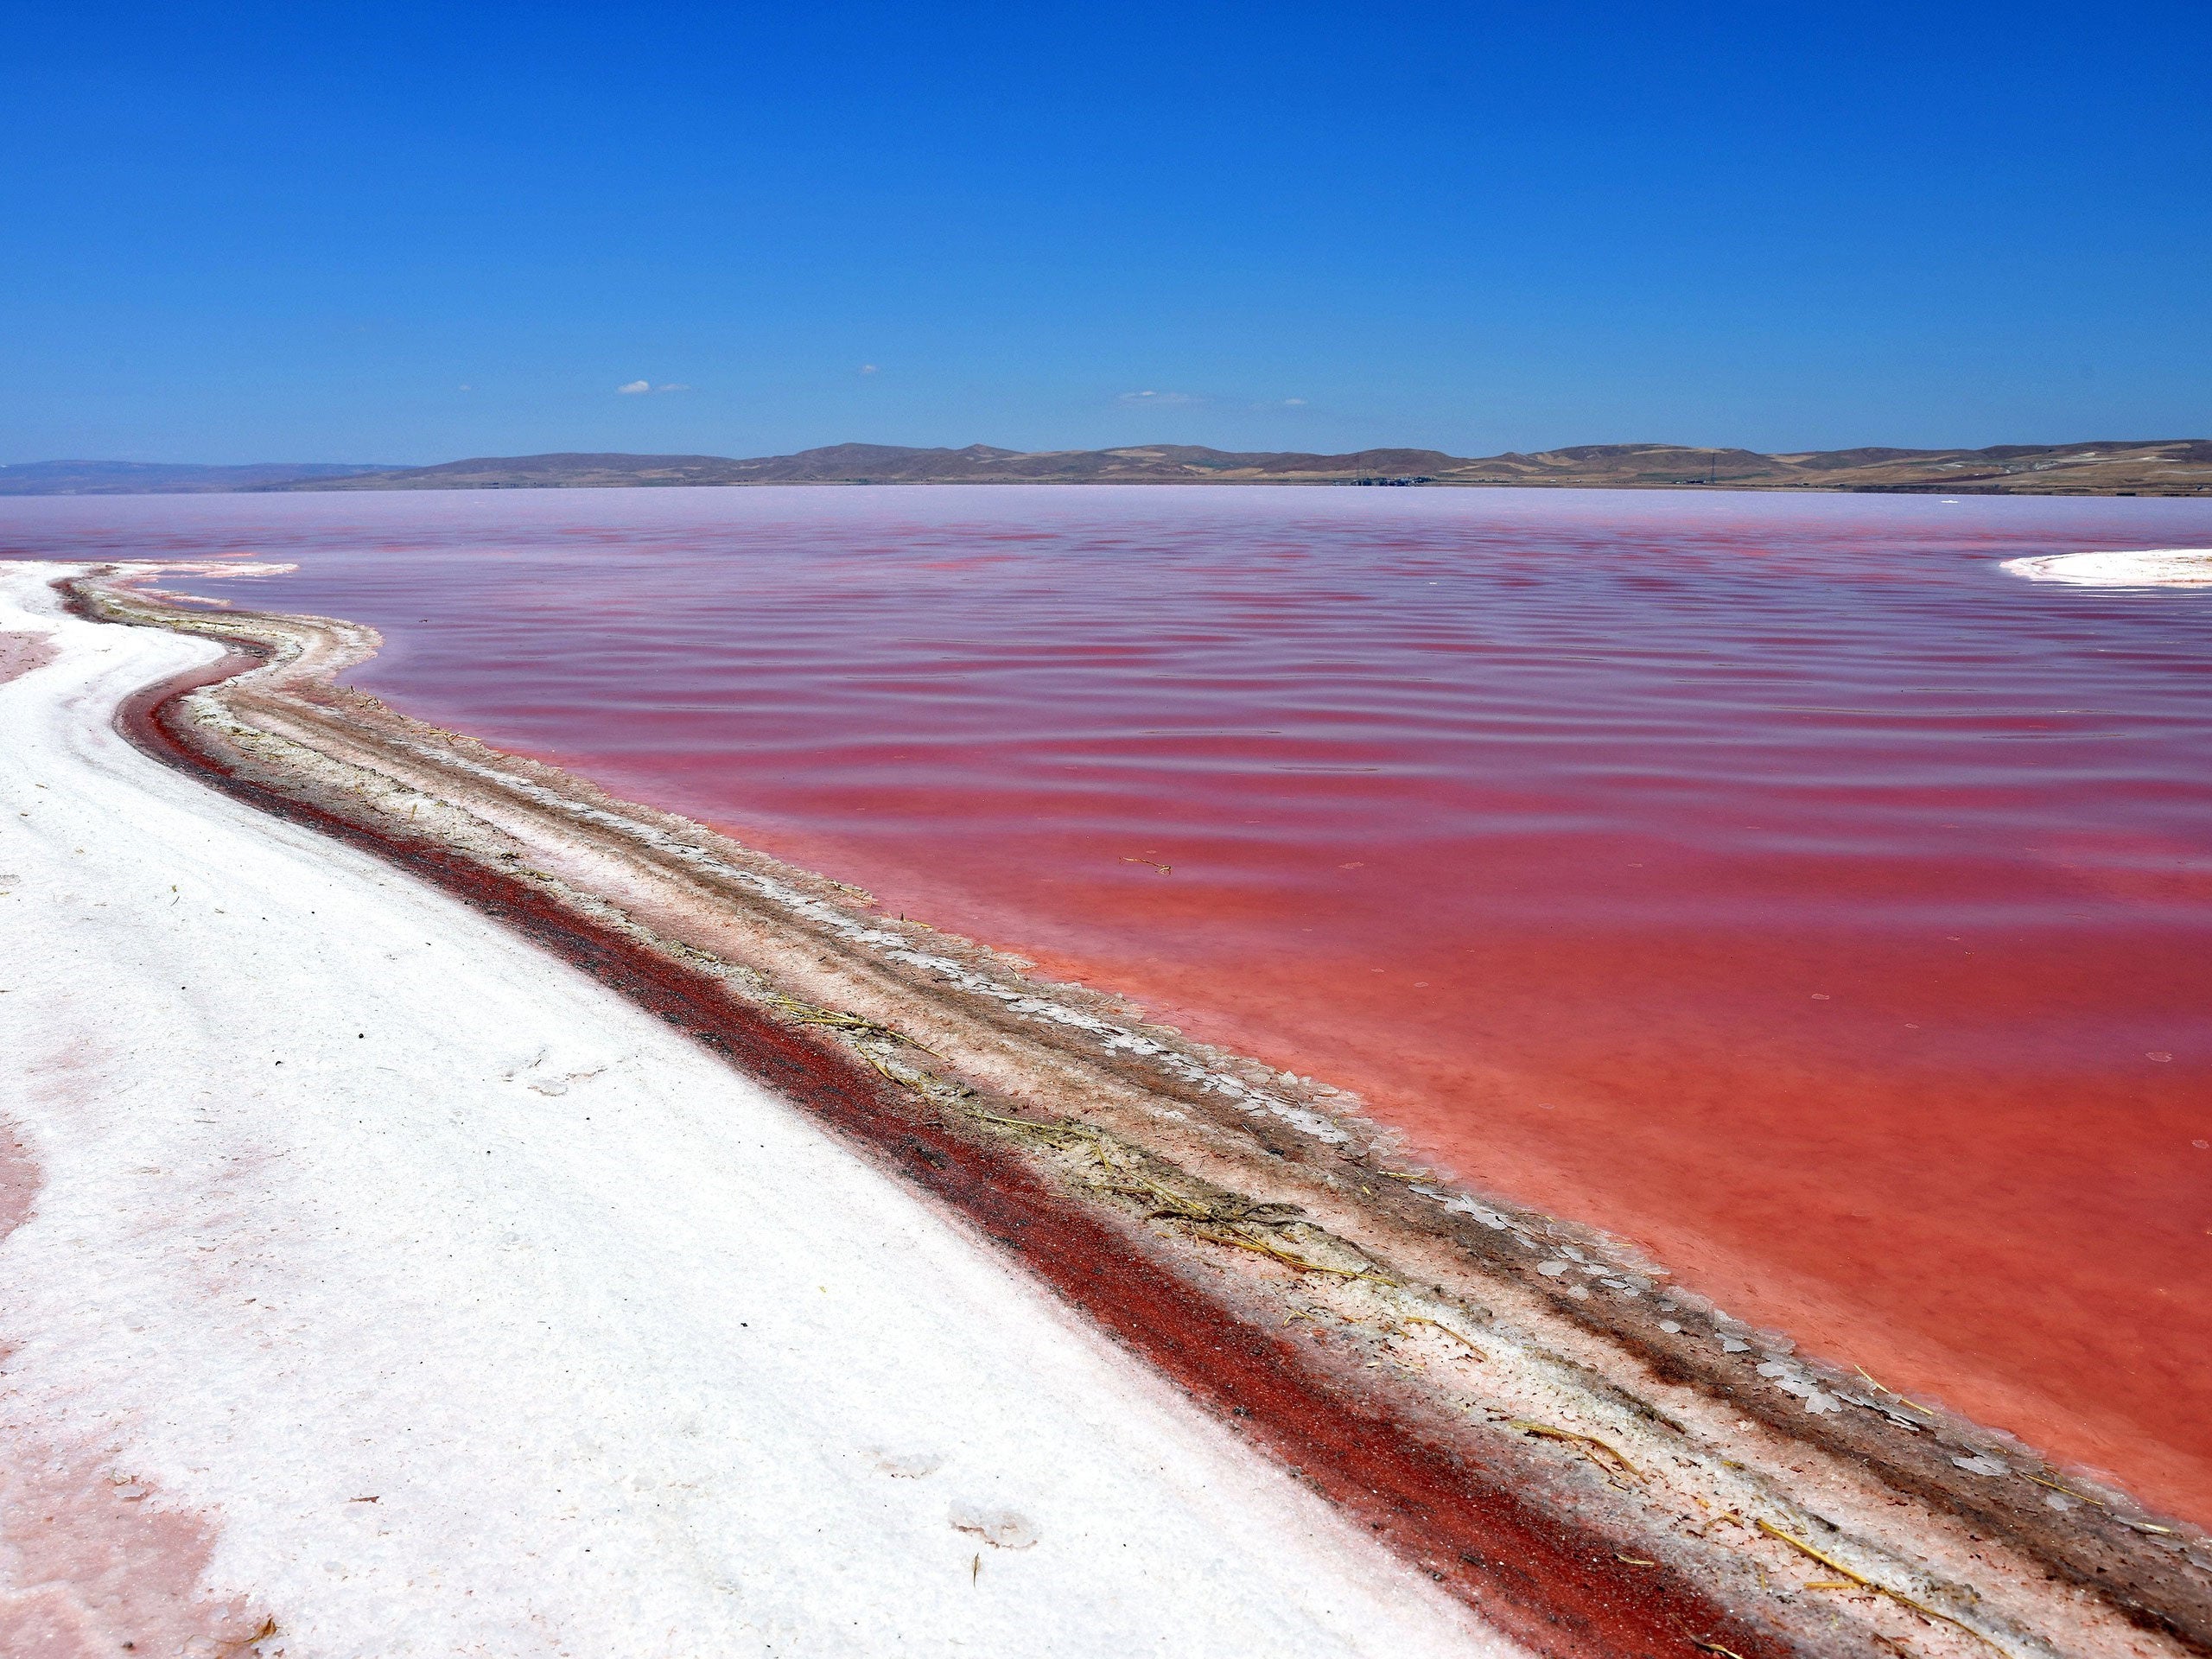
[874,1450,945,1479]
[1952,1454,2010,1477]
[1657,1320,1681,1334]
[950,1503,1040,1549]
[1537,1261,1568,1277]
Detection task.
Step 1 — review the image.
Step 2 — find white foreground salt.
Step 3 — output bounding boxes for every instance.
[2000,548,2212,587]
[0,564,1503,1657]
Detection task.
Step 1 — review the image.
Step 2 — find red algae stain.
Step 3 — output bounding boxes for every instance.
[0,1440,265,1659]
[22,484,2212,1522]
[0,1131,266,1655]
[0,1123,35,1242]
[0,631,57,687]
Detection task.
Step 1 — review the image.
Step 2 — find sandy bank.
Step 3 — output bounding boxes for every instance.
[0,562,1508,1656]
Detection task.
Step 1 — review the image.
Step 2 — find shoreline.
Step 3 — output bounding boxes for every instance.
[15,437,2210,499]
[54,562,2212,1657]
[1,562,1507,1656]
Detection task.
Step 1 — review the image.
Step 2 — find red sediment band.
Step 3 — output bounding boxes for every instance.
[112,644,1789,1659]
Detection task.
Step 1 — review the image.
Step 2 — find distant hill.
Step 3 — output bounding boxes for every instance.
[0,460,400,495]
[1434,439,2212,495]
[261,439,2212,495]
[260,444,1476,490]
[6,441,2207,496]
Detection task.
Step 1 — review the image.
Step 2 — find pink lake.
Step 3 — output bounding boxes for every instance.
[10,484,2210,1519]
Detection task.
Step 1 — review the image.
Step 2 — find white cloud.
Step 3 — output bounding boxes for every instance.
[1117,389,1203,407]
[618,380,652,395]
[1282,397,1308,406]
[859,364,880,375]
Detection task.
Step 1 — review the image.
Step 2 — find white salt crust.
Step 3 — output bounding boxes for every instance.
[2000,549,2212,587]
[0,563,1510,1658]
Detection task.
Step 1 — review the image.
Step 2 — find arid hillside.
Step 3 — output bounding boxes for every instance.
[8,440,2207,495]
[265,438,2210,494]
[1433,438,2212,495]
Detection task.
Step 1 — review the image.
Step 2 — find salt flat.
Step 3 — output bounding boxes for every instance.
[0,562,1500,1658]
[2000,547,2212,586]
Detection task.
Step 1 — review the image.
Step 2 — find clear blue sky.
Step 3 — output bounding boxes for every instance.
[3,1,2206,464]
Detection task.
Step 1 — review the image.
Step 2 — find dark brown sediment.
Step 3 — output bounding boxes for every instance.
[68,573,2212,1659]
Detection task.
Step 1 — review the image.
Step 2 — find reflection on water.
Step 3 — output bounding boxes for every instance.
[12,483,2211,1516]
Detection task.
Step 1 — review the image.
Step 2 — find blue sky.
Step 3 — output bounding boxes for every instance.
[3,1,2206,463]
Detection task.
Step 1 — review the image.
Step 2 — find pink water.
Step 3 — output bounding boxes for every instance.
[11,486,2211,1517]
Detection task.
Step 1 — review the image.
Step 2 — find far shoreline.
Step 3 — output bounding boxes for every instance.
[5,435,2209,499]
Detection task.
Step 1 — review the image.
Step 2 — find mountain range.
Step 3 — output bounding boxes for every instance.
[4,439,2207,496]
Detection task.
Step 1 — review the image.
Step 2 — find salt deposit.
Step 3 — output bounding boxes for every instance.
[2000,549,2212,586]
